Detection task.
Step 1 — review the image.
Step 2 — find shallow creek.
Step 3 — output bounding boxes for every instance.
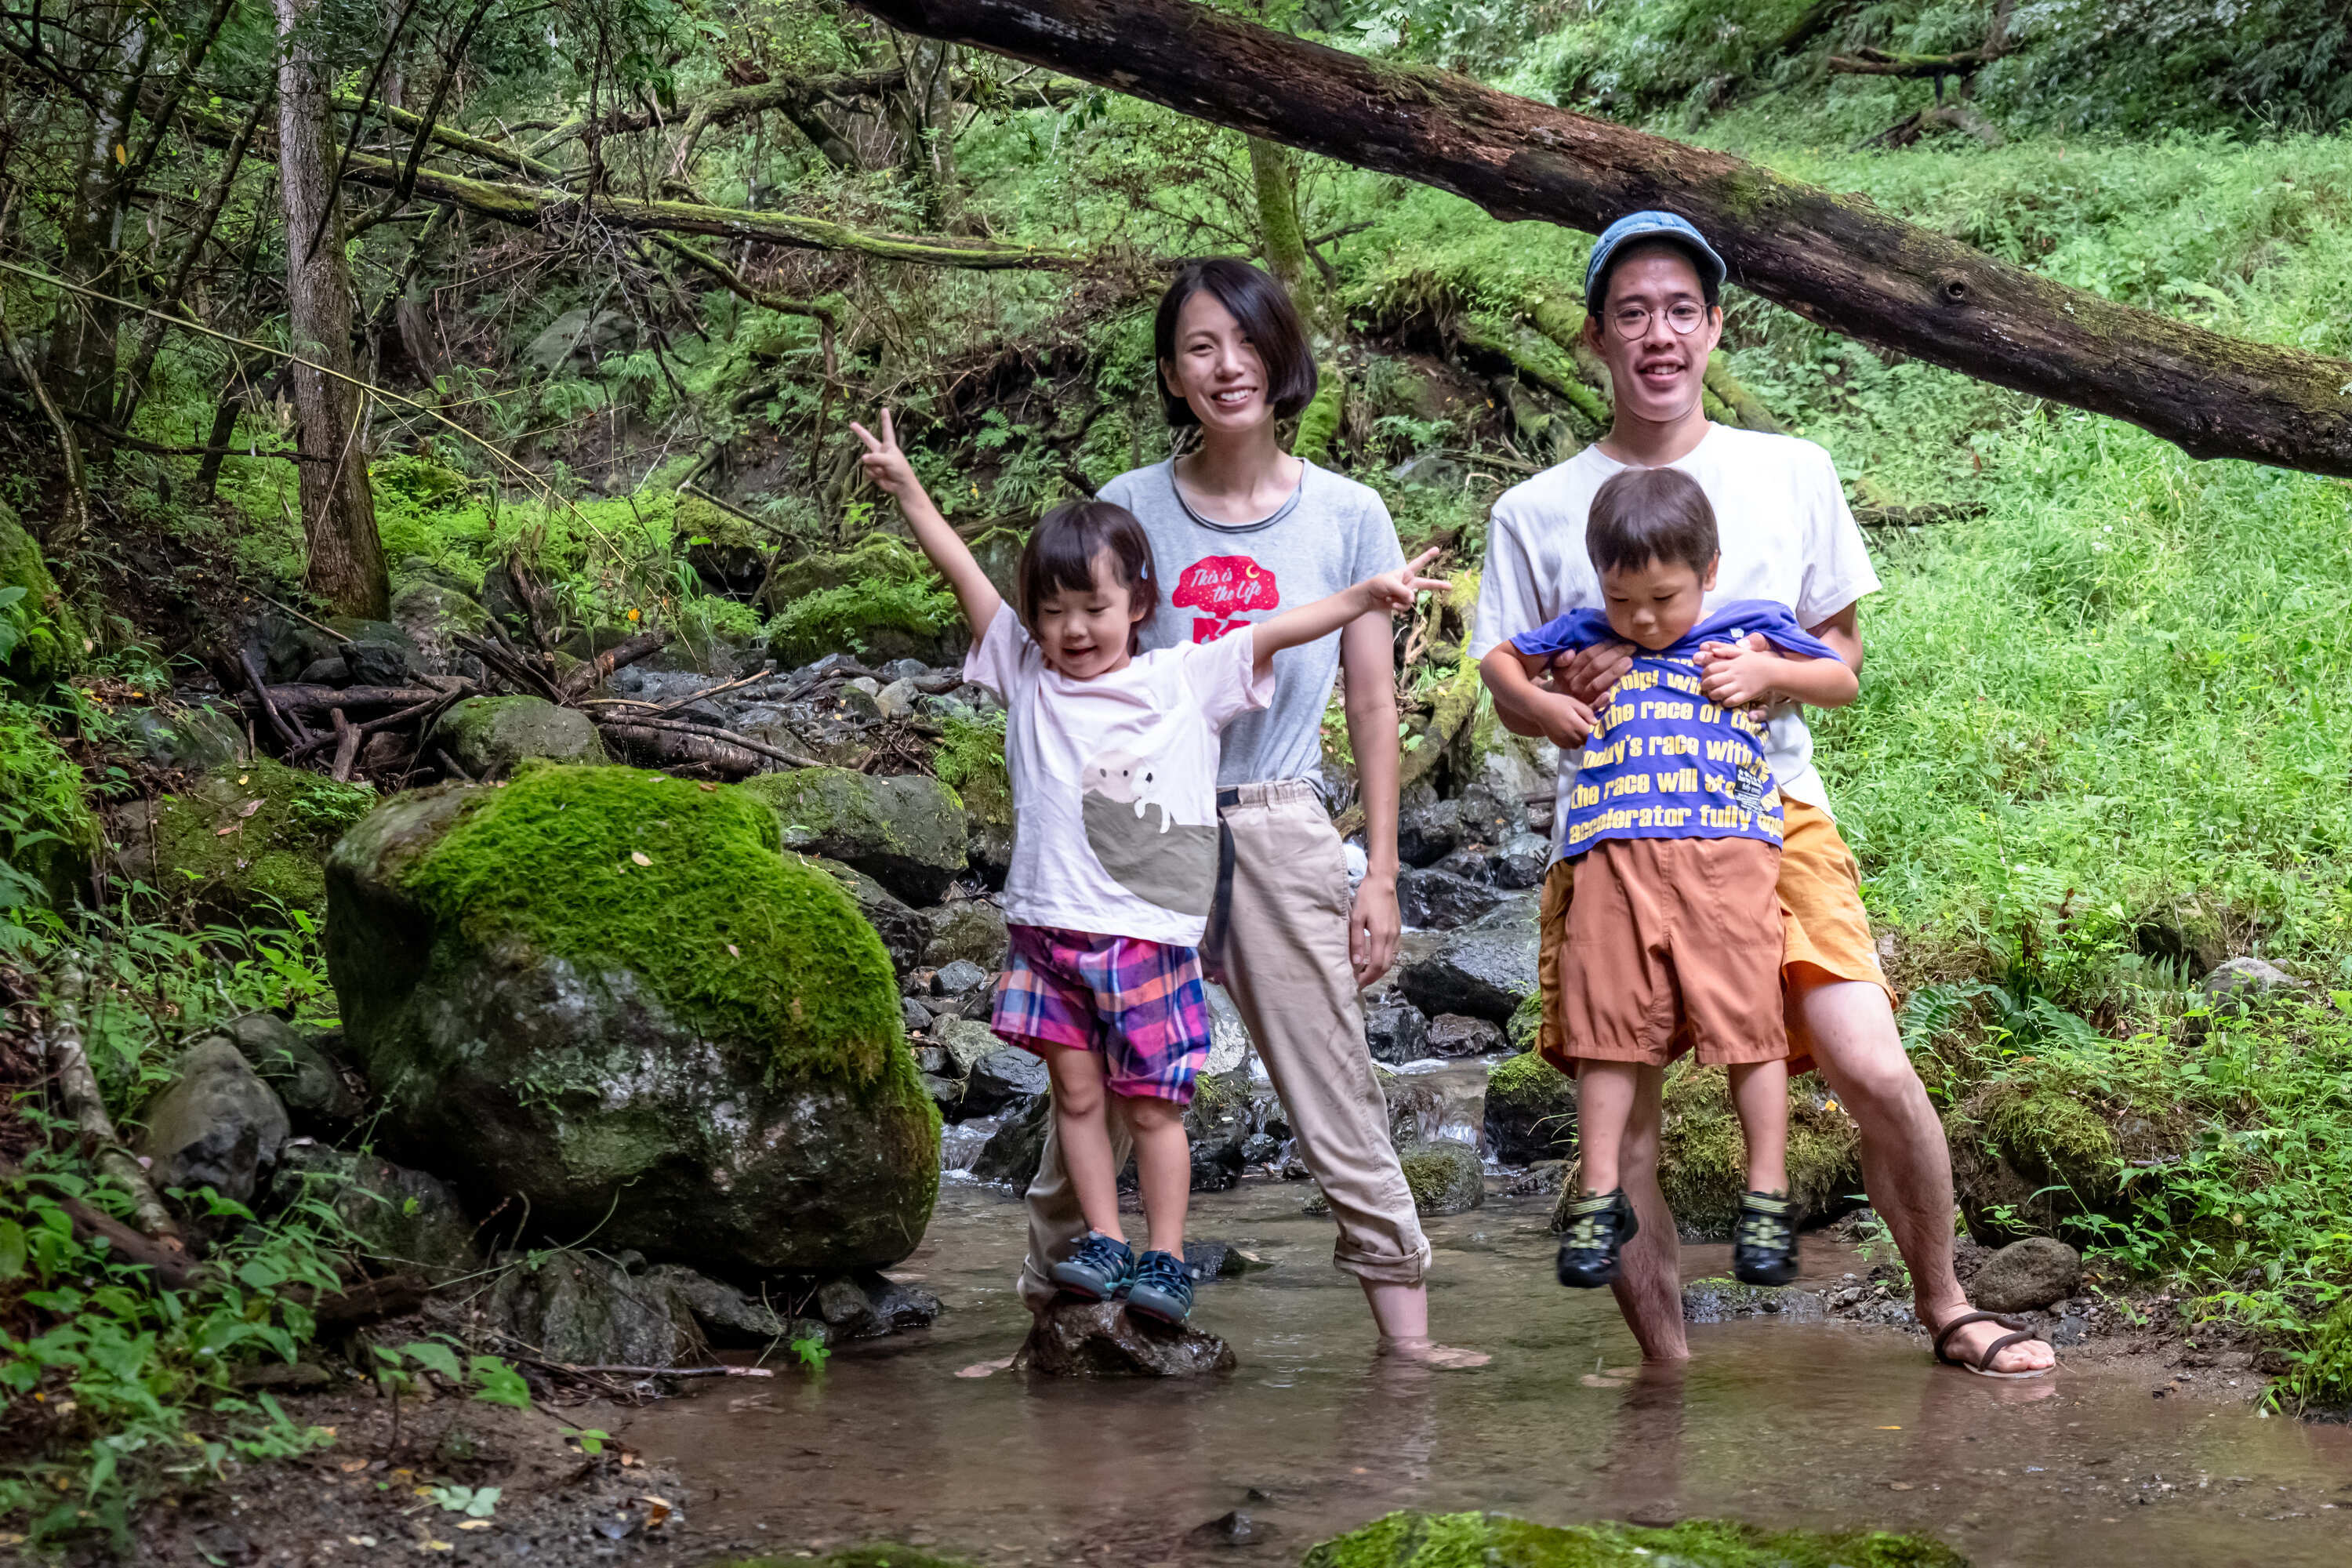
[623,1181,2352,1566]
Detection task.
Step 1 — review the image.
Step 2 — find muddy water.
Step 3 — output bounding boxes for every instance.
[623,1181,2352,1567]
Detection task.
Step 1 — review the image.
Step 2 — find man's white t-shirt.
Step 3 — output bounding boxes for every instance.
[964,604,1272,947]
[1469,423,1880,861]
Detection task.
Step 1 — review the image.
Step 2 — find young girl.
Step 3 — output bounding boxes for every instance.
[852,411,1445,1324]
[1479,466,1857,1290]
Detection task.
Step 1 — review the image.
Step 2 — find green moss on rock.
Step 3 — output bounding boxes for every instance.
[1484,1048,1577,1165]
[0,502,87,684]
[400,763,903,1088]
[1646,1062,1861,1241]
[1399,1141,1485,1215]
[143,757,374,917]
[1303,1509,1966,1568]
[768,576,963,670]
[739,765,966,905]
[932,713,1011,880]
[433,694,607,777]
[0,698,102,906]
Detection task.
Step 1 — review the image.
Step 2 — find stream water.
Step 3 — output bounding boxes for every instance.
[622,1181,2352,1567]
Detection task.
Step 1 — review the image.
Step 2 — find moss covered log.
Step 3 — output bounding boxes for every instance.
[1302,1509,1966,1568]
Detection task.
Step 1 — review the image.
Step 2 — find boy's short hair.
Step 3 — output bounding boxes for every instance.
[1016,500,1160,652]
[1152,257,1319,427]
[1586,466,1719,578]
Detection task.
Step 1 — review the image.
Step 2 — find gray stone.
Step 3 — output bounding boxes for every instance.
[271,1145,479,1281]
[432,695,604,778]
[837,682,884,722]
[486,1247,694,1367]
[964,1047,1050,1115]
[1682,1277,1828,1323]
[1395,785,1460,869]
[218,1014,361,1131]
[876,677,919,720]
[1399,1140,1485,1216]
[641,1263,818,1348]
[933,1015,1002,1077]
[739,767,967,905]
[817,1276,883,1338]
[325,782,937,1278]
[971,1094,1052,1188]
[923,899,1008,971]
[390,578,488,678]
[341,639,412,687]
[121,704,245,771]
[1396,865,1504,930]
[2201,956,2306,1001]
[920,1073,964,1111]
[903,999,937,1036]
[1970,1236,2082,1312]
[933,959,991,996]
[1200,982,1252,1076]
[1490,832,1552,890]
[868,1274,942,1331]
[1181,1240,1269,1282]
[883,659,930,683]
[1399,923,1541,1023]
[1363,999,1431,1065]
[811,858,928,978]
[1427,1013,1505,1058]
[1016,1298,1236,1377]
[136,1039,289,1203]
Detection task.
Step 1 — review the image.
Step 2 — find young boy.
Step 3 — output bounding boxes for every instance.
[1479,465,1858,1290]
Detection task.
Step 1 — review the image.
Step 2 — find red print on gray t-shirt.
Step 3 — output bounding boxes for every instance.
[1172,555,1279,644]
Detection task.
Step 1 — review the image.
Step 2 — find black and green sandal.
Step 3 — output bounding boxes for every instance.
[1556,1188,1639,1288]
[1732,1189,1800,1286]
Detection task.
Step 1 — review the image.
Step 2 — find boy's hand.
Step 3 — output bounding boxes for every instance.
[1360,548,1450,613]
[1696,633,1781,711]
[850,409,920,500]
[1537,691,1596,750]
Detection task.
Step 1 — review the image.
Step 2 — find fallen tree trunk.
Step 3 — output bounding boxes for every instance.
[855,0,2352,477]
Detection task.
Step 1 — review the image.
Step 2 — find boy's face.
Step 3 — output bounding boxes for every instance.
[1033,549,1149,680]
[1599,554,1719,651]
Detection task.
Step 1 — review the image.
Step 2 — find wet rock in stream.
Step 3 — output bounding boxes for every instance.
[1017,1298,1237,1377]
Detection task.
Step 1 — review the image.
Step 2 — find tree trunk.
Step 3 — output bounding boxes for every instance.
[275,0,390,619]
[854,0,2352,478]
[1247,137,1330,339]
[45,5,155,461]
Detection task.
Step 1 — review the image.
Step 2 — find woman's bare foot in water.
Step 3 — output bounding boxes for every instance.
[1377,1336,1490,1369]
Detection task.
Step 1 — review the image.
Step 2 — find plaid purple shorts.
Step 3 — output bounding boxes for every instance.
[990,924,1213,1104]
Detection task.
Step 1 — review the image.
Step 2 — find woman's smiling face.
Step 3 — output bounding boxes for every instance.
[1163,289,1272,434]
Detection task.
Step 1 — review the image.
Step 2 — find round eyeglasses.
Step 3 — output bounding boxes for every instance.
[1608,301,1711,339]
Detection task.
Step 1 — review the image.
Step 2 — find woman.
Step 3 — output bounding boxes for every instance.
[1016,258,1482,1366]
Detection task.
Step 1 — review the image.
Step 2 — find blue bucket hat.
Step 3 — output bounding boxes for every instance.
[1584,211,1728,310]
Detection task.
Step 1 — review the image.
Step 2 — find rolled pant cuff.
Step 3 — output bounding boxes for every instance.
[1332,1243,1432,1288]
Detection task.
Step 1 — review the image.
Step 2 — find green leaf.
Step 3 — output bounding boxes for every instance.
[0,1219,27,1280]
[468,1355,532,1410]
[398,1340,463,1382]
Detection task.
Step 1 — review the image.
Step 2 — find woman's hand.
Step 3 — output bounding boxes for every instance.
[1350,872,1401,988]
[850,409,920,500]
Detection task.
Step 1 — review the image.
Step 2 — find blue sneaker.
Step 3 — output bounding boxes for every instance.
[1048,1231,1136,1301]
[1125,1249,1194,1324]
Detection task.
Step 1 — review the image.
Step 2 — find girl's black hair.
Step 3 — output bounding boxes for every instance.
[1015,500,1160,653]
[1586,466,1719,578]
[1152,257,1319,428]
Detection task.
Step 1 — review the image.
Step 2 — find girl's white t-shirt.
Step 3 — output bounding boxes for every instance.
[964,603,1272,947]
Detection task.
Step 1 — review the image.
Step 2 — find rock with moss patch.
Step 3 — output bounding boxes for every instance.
[1969,1236,2082,1312]
[326,764,938,1276]
[119,703,246,772]
[923,896,1008,970]
[810,856,930,977]
[214,1013,361,1132]
[766,538,964,669]
[1681,1276,1828,1323]
[932,716,1012,886]
[118,757,374,921]
[1399,1140,1485,1216]
[740,766,966,906]
[1945,1062,2154,1243]
[0,698,103,906]
[136,1038,290,1203]
[390,576,489,677]
[1301,1508,1966,1568]
[0,502,87,684]
[486,1247,697,1367]
[1397,918,1540,1024]
[432,695,605,779]
[1483,1051,1576,1166]
[271,1144,480,1281]
[1017,1298,1236,1377]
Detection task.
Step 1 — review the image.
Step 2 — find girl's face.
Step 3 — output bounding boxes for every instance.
[1599,553,1719,651]
[1161,289,1272,435]
[1033,550,1149,681]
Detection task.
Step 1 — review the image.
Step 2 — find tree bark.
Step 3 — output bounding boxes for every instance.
[275,0,390,619]
[854,0,2352,478]
[45,4,156,459]
[1247,137,1330,339]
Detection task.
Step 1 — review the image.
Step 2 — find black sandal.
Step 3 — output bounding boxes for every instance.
[1933,1309,2055,1379]
[1555,1189,1638,1289]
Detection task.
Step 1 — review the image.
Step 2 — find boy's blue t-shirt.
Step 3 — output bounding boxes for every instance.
[1509,599,1844,858]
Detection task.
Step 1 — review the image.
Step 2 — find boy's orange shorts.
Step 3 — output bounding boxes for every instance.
[1537,799,1900,1078]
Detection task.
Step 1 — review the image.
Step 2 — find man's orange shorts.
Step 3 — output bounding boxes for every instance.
[1537,798,1897,1078]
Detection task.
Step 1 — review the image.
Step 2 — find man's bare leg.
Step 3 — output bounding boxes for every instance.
[1604,1064,1688,1363]
[1797,977,2056,1375]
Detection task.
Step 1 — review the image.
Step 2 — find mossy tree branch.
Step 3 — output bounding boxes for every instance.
[855,0,2352,478]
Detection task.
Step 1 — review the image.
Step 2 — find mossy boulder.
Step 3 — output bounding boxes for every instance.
[766,538,964,669]
[0,502,87,685]
[1943,1061,2173,1243]
[932,715,1011,885]
[324,763,938,1276]
[1302,1510,1966,1568]
[390,575,489,676]
[0,698,103,907]
[1399,1140,1486,1215]
[1483,1050,1577,1166]
[270,1145,481,1283]
[739,766,966,906]
[118,703,245,772]
[121,757,374,920]
[431,695,606,778]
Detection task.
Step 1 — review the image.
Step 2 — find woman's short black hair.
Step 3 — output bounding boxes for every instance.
[1015,499,1160,653]
[1152,257,1319,427]
[1587,466,1719,578]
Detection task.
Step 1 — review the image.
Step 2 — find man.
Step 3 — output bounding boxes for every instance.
[1471,212,2055,1378]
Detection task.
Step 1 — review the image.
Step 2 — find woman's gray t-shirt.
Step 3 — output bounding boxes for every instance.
[1098,458,1405,789]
